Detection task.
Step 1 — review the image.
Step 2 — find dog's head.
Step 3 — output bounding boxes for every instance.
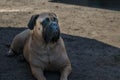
[28,12,60,43]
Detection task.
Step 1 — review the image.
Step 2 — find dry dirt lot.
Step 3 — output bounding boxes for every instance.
[0,0,120,80]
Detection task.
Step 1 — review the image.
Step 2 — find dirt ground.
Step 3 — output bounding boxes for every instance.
[0,0,120,80]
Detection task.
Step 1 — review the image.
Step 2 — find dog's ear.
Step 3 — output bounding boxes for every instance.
[28,14,39,30]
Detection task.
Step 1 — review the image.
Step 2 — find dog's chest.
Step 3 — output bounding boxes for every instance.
[36,46,57,64]
[31,44,62,70]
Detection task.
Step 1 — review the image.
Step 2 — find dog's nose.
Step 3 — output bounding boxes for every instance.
[50,23,59,32]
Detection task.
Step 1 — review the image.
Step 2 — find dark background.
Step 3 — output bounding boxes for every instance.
[50,0,120,11]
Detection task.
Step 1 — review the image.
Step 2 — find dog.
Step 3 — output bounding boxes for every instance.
[7,12,72,80]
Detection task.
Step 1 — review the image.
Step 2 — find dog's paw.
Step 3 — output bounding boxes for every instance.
[6,49,15,57]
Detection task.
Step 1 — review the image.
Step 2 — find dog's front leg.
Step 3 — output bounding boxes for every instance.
[31,66,46,80]
[60,65,72,80]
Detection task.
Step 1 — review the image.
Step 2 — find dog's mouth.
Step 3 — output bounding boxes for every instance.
[42,22,60,43]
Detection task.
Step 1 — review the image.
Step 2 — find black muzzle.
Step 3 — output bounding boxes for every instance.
[42,22,60,43]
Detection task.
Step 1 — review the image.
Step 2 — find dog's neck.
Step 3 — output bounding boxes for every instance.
[30,30,58,49]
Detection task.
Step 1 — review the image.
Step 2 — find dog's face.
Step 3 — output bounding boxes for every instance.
[28,12,60,43]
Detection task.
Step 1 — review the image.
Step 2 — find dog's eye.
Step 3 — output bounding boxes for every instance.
[41,18,50,27]
[53,17,58,22]
[45,18,50,22]
[44,18,50,23]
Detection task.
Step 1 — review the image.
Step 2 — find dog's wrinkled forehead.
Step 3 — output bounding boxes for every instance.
[37,12,57,22]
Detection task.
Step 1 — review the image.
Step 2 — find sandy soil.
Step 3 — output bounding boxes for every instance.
[0,0,120,80]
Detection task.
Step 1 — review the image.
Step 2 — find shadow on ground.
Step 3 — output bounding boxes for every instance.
[0,27,120,80]
[49,0,120,11]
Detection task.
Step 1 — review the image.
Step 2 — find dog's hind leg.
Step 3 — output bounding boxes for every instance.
[6,39,23,57]
[6,29,30,57]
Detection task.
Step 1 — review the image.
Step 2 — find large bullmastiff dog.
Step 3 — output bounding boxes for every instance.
[7,12,72,80]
